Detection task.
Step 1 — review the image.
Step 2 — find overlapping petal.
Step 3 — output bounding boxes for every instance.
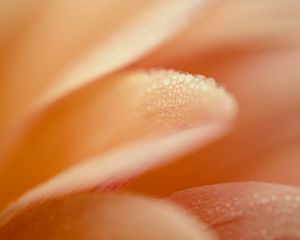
[170,182,300,239]
[1,1,299,238]
[0,193,215,240]
[127,0,300,194]
[0,0,209,130]
[0,69,236,210]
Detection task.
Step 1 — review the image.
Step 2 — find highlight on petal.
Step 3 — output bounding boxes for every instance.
[0,69,236,212]
[0,193,216,240]
[170,182,300,239]
[0,0,209,129]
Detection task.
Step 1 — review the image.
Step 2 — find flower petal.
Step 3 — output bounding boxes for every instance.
[0,0,209,128]
[170,182,300,239]
[0,1,43,47]
[0,69,236,209]
[127,0,300,194]
[137,0,300,66]
[0,192,215,240]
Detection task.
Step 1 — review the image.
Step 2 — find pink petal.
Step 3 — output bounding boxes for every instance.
[170,182,300,239]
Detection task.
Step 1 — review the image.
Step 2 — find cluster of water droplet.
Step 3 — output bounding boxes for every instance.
[135,69,220,131]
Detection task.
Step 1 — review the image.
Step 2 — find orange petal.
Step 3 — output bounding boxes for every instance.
[0,69,236,209]
[0,192,216,240]
[170,182,300,239]
[0,1,47,49]
[0,0,209,128]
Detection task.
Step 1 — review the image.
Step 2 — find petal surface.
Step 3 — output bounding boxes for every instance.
[0,69,236,209]
[0,193,215,240]
[127,0,300,194]
[0,0,209,129]
[170,182,300,239]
